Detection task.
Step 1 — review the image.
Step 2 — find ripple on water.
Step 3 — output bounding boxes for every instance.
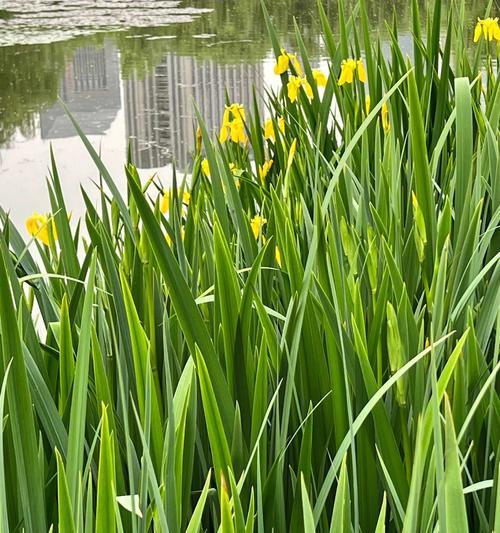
[0,0,212,46]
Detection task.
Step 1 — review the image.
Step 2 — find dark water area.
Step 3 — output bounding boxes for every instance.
[0,0,490,226]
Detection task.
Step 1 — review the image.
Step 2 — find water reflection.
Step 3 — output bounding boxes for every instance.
[0,0,490,226]
[41,44,121,139]
[124,55,263,169]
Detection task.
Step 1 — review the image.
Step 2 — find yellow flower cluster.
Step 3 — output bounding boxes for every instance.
[274,49,303,76]
[26,212,57,246]
[201,159,241,188]
[474,17,500,42]
[287,76,313,103]
[264,117,285,142]
[338,59,367,86]
[219,103,247,144]
[250,215,267,239]
[274,49,328,103]
[250,215,281,266]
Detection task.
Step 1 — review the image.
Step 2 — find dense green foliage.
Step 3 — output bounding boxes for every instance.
[0,0,499,531]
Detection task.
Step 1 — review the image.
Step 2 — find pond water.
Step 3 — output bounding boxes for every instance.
[0,0,488,227]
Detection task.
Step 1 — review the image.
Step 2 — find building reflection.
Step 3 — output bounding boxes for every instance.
[40,42,121,139]
[38,40,264,170]
[124,54,264,169]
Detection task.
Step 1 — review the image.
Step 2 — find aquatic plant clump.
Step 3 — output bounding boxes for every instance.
[0,0,499,531]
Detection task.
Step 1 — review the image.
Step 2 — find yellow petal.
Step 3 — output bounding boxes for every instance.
[287,77,300,103]
[26,212,52,246]
[365,95,371,114]
[312,69,328,87]
[483,20,489,39]
[290,54,303,76]
[183,191,191,205]
[275,246,282,267]
[160,191,170,214]
[304,80,314,100]
[495,21,500,41]
[338,60,355,86]
[230,103,246,122]
[474,21,482,42]
[274,53,289,75]
[264,118,275,141]
[357,60,367,83]
[201,158,210,177]
[250,215,267,239]
[259,159,273,185]
[287,138,297,171]
[381,102,390,134]
[219,124,228,144]
[278,116,285,134]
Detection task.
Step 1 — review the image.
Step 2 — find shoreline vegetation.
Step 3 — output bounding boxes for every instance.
[1,1,499,531]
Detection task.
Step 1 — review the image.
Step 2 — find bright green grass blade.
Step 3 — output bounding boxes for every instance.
[96,404,116,533]
[329,457,351,533]
[195,346,233,489]
[59,294,74,413]
[185,470,211,533]
[66,252,97,507]
[407,68,436,272]
[56,449,76,533]
[300,474,316,533]
[0,236,46,532]
[444,395,468,531]
[0,361,12,533]
[221,474,235,533]
[374,493,387,533]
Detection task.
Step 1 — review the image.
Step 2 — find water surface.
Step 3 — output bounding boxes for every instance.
[0,0,488,227]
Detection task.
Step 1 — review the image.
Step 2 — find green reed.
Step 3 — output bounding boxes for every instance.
[0,0,499,531]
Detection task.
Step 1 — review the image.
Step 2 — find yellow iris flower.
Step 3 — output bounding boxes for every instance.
[258,160,273,185]
[289,53,303,76]
[274,49,289,74]
[160,190,191,214]
[274,49,303,76]
[219,103,247,144]
[249,214,281,265]
[250,215,267,239]
[26,212,57,246]
[201,158,210,177]
[264,117,285,142]
[474,17,500,42]
[338,59,367,86]
[287,76,314,103]
[312,69,328,87]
